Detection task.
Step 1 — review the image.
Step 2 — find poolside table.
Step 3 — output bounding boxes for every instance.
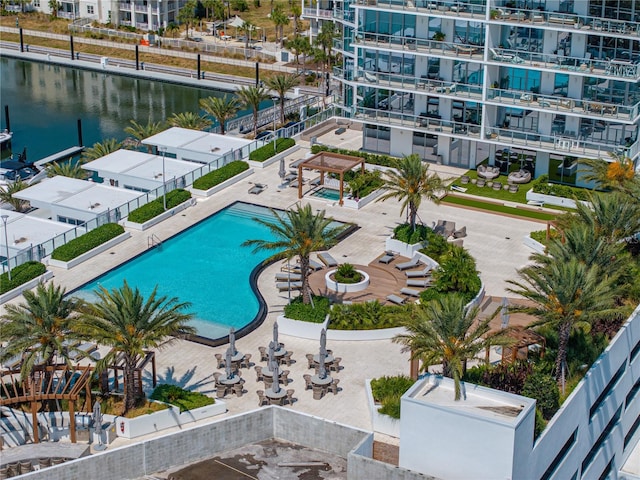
[265,387,287,405]
[262,367,285,378]
[311,374,333,398]
[218,374,241,385]
[313,354,334,365]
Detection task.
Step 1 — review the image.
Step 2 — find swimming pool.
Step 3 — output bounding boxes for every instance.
[74,202,352,343]
[311,187,341,202]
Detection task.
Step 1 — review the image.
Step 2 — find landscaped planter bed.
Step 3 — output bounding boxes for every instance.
[125,198,195,231]
[0,270,53,304]
[190,168,254,197]
[48,232,131,269]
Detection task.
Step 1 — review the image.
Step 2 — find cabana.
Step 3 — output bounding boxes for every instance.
[296,152,365,206]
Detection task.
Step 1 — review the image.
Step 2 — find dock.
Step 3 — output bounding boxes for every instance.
[34,146,84,167]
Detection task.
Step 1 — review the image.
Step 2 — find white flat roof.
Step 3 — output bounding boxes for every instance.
[142,127,251,155]
[83,149,201,180]
[55,184,144,214]
[13,176,93,204]
[0,211,75,250]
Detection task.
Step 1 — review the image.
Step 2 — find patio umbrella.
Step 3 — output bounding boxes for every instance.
[500,297,510,329]
[320,328,327,359]
[319,328,328,379]
[278,157,286,187]
[273,321,279,347]
[229,328,236,355]
[92,400,106,451]
[268,340,276,372]
[272,362,280,394]
[225,348,233,378]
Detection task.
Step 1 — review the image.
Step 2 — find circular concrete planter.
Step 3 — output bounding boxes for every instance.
[325,269,370,293]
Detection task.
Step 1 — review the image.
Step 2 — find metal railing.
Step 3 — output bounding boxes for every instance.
[354,0,487,17]
[355,33,485,62]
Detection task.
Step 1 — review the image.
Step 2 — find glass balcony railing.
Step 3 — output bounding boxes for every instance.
[486,88,639,122]
[356,33,484,61]
[354,0,486,18]
[303,7,333,19]
[488,48,640,81]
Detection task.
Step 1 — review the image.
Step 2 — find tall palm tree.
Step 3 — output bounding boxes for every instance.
[393,296,507,401]
[264,73,299,125]
[242,204,345,304]
[507,259,620,387]
[199,95,240,135]
[76,281,195,413]
[290,2,302,35]
[81,138,122,163]
[377,154,446,231]
[167,112,212,130]
[271,3,289,46]
[165,22,180,38]
[0,178,30,212]
[236,85,270,137]
[0,282,81,381]
[124,119,166,152]
[286,35,311,68]
[569,191,640,244]
[577,151,636,192]
[177,0,197,38]
[238,21,256,49]
[46,160,90,179]
[315,21,338,69]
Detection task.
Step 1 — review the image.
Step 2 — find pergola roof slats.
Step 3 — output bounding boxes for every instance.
[296,152,365,206]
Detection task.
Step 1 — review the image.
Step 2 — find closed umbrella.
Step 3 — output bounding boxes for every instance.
[229,328,236,356]
[225,348,233,378]
[268,340,276,372]
[272,362,280,394]
[500,297,510,329]
[318,344,327,380]
[320,328,327,359]
[92,400,106,451]
[278,158,286,187]
[273,321,279,347]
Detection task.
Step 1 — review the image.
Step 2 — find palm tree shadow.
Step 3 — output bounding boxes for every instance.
[143,366,217,395]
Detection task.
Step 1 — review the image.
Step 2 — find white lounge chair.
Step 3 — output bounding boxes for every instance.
[407,278,430,288]
[317,251,338,267]
[378,253,395,264]
[386,294,406,305]
[275,272,302,282]
[276,281,302,292]
[401,287,421,297]
[395,254,421,271]
[406,265,432,278]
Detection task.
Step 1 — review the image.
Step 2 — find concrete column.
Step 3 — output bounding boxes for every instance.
[543,30,558,55]
[439,97,452,121]
[390,129,413,158]
[570,33,586,58]
[438,136,451,163]
[440,58,454,82]
[540,71,554,96]
[535,152,550,178]
[538,112,553,136]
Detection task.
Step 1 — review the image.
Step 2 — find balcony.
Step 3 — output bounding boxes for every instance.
[354,0,486,19]
[302,7,333,19]
[356,33,484,62]
[487,88,639,123]
[134,4,148,13]
[488,48,640,81]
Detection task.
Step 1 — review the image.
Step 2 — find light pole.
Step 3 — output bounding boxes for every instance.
[271,97,278,155]
[1,215,10,281]
[159,146,167,211]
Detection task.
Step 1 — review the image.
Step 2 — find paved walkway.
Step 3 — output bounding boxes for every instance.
[1,128,545,450]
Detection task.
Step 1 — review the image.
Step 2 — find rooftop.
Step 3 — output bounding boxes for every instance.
[142,127,252,157]
[0,212,75,254]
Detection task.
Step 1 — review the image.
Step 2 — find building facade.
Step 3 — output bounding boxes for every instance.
[304,0,640,185]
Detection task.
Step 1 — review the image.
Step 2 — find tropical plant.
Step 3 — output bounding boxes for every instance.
[264,73,299,124]
[0,282,81,381]
[315,21,339,69]
[165,22,180,38]
[271,3,289,45]
[0,178,30,212]
[47,0,60,17]
[177,0,197,38]
[167,112,212,130]
[377,154,446,231]
[76,281,195,413]
[431,246,481,296]
[290,2,302,35]
[236,85,270,138]
[81,138,122,163]
[242,204,345,304]
[199,95,240,135]
[333,263,362,284]
[283,294,331,322]
[370,375,416,419]
[286,35,312,67]
[46,160,90,179]
[507,259,620,387]
[238,20,256,49]
[393,295,508,400]
[577,152,636,192]
[124,119,166,152]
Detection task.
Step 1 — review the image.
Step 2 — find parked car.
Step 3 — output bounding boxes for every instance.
[255,130,274,140]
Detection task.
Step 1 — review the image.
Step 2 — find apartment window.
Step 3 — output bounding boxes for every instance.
[589,363,626,418]
[582,406,622,473]
[540,428,578,480]
[87,5,94,14]
[33,0,40,6]
[630,338,640,364]
[124,185,149,192]
[625,377,640,409]
[454,20,484,45]
[624,414,640,448]
[57,216,84,226]
[363,125,390,154]
[597,458,614,480]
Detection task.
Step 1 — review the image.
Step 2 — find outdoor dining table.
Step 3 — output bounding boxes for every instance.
[265,387,287,405]
[262,367,285,378]
[218,374,241,385]
[313,354,334,365]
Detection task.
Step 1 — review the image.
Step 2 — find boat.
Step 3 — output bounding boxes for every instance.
[0,129,12,158]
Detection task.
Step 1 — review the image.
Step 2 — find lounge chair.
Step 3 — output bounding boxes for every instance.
[248,183,266,194]
[276,281,302,292]
[405,265,431,278]
[386,294,407,305]
[318,251,338,267]
[378,253,395,264]
[400,287,421,297]
[407,278,430,288]
[395,254,422,271]
[309,259,324,271]
[69,343,99,362]
[275,272,301,282]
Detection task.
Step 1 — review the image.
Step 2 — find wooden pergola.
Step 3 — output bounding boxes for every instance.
[500,328,546,364]
[107,351,157,397]
[0,365,93,444]
[296,152,365,206]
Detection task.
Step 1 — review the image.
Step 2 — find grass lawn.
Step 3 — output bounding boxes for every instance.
[442,195,559,222]
[453,169,530,204]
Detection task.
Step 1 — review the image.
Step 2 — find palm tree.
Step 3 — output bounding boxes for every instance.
[167,112,212,130]
[377,154,446,231]
[290,2,302,35]
[199,95,240,135]
[242,203,345,304]
[124,119,166,152]
[507,259,620,387]
[0,178,30,212]
[177,0,197,38]
[264,73,299,125]
[0,282,81,381]
[238,20,256,49]
[165,22,180,38]
[315,21,338,69]
[76,281,195,413]
[286,35,311,68]
[46,160,90,179]
[236,85,270,137]
[81,138,122,163]
[393,295,506,401]
[577,151,636,192]
[271,3,289,46]
[569,191,640,244]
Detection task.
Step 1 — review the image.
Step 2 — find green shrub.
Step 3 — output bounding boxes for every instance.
[51,224,125,262]
[149,384,215,413]
[249,138,295,162]
[532,174,590,202]
[0,261,47,294]
[343,169,384,198]
[329,300,405,330]
[128,189,191,224]
[393,223,431,244]
[283,295,331,323]
[522,372,560,420]
[419,232,450,263]
[370,375,415,419]
[333,263,362,284]
[310,145,400,168]
[192,161,249,190]
[428,247,481,303]
[530,228,560,246]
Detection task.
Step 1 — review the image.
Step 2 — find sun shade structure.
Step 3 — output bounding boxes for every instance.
[0,364,94,443]
[498,328,546,364]
[297,152,365,206]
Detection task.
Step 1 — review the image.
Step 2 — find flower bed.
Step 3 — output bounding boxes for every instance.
[0,268,53,304]
[249,138,295,162]
[51,224,125,262]
[127,189,192,224]
[192,161,249,191]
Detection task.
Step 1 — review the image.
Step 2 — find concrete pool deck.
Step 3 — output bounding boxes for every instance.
[0,128,545,448]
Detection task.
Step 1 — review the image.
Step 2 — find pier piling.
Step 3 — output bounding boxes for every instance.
[4,105,10,133]
[19,28,24,52]
[77,119,83,147]
[197,54,201,80]
[70,35,75,61]
[135,45,139,70]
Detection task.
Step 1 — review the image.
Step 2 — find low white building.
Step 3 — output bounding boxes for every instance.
[14,176,144,226]
[82,149,201,193]
[142,127,253,166]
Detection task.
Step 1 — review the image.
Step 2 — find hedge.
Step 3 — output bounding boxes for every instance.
[311,145,400,168]
[532,174,591,202]
[249,138,295,162]
[370,375,416,419]
[51,224,125,262]
[150,384,215,412]
[283,295,331,323]
[192,161,249,190]
[0,261,47,294]
[128,189,192,224]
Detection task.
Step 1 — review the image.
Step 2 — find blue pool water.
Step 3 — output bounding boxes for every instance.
[311,188,341,201]
[75,203,286,340]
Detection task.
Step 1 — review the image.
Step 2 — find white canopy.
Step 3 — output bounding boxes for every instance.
[228,16,245,28]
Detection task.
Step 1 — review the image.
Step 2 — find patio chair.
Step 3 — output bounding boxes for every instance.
[386,294,407,305]
[275,272,301,282]
[216,384,228,398]
[257,390,268,407]
[330,357,342,372]
[378,253,395,264]
[38,458,52,469]
[280,351,293,366]
[51,458,65,466]
[255,365,263,382]
[328,378,340,395]
[259,346,268,362]
[276,281,303,292]
[285,389,296,405]
[232,383,244,397]
[395,254,421,271]
[309,259,324,271]
[264,377,273,389]
[213,372,222,383]
[215,353,225,369]
[240,353,252,369]
[405,265,431,278]
[19,461,33,474]
[318,251,338,267]
[306,353,315,369]
[248,183,266,195]
[312,384,324,400]
[303,374,313,390]
[407,278,430,288]
[401,287,421,297]
[281,370,290,384]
